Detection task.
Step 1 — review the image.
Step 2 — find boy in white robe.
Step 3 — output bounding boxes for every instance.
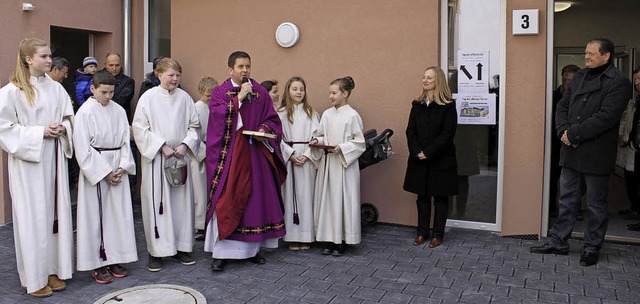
[0,38,74,297]
[75,70,138,284]
[310,76,366,256]
[192,76,217,240]
[133,58,200,272]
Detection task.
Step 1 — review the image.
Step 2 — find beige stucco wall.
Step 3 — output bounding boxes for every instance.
[502,0,547,235]
[172,0,441,226]
[0,0,550,236]
[0,0,127,224]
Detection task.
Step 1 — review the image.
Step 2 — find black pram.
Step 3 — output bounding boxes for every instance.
[359,128,394,225]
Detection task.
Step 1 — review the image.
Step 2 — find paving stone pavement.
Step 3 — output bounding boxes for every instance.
[0,204,639,303]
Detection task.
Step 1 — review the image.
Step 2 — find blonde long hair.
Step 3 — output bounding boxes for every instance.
[415,66,453,105]
[9,38,49,106]
[280,76,314,124]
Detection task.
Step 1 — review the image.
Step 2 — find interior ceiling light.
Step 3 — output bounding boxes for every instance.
[554,2,571,12]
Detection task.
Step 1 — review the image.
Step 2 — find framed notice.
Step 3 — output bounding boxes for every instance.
[457,50,490,94]
[455,94,496,125]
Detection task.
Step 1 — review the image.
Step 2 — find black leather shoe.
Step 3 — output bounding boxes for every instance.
[332,243,346,256]
[249,253,266,265]
[530,243,568,255]
[321,244,335,255]
[579,251,598,266]
[211,259,226,272]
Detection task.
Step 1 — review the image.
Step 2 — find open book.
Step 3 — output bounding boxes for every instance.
[309,143,336,150]
[242,130,277,139]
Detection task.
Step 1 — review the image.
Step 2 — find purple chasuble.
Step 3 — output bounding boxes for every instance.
[205,78,287,242]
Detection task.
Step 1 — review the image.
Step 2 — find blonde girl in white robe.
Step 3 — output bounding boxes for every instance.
[0,38,74,297]
[192,76,217,239]
[310,76,365,256]
[75,70,137,284]
[133,58,200,272]
[278,77,320,250]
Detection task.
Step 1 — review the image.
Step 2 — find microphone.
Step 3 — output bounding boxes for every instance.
[242,77,252,103]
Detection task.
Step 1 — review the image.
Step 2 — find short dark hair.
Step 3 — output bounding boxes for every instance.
[227,51,251,68]
[633,66,640,75]
[561,64,580,79]
[92,70,116,87]
[52,57,69,70]
[590,38,615,58]
[261,80,278,92]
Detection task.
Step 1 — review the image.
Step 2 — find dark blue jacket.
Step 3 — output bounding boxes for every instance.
[74,69,93,107]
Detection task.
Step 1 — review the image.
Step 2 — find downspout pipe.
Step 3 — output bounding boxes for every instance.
[123,0,131,75]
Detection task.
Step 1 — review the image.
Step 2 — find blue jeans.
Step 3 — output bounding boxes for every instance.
[548,167,609,253]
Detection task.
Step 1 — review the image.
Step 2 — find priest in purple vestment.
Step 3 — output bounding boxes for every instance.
[204,51,287,272]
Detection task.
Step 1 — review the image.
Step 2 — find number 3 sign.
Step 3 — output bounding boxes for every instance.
[512,9,539,35]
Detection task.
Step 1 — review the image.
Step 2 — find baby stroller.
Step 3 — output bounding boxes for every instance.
[359,128,394,225]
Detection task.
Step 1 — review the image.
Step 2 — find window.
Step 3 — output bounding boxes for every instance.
[148,0,171,61]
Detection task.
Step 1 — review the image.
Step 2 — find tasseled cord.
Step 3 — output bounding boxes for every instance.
[152,157,161,239]
[53,139,59,234]
[293,213,300,225]
[97,182,108,261]
[159,156,164,214]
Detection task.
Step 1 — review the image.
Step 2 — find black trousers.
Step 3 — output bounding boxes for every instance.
[622,152,640,212]
[416,195,449,239]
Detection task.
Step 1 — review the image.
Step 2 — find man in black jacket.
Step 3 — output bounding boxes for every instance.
[104,53,135,122]
[531,38,632,266]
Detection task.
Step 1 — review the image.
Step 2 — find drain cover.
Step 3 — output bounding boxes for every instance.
[93,284,206,304]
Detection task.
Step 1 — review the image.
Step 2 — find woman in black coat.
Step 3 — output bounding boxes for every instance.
[403,66,458,248]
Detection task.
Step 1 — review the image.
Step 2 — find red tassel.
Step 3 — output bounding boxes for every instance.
[52,220,58,234]
[159,201,164,215]
[154,226,160,239]
[99,246,107,261]
[293,213,300,225]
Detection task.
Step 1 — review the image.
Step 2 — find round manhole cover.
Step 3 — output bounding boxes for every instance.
[93,284,206,304]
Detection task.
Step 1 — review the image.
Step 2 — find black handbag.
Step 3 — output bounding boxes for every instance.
[359,128,394,170]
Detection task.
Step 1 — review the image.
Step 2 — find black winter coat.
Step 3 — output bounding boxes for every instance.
[556,64,632,175]
[104,68,135,122]
[403,101,458,196]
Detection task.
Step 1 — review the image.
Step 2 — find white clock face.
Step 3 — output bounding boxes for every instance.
[275,22,300,48]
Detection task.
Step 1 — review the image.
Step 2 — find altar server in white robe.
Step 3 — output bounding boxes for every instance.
[310,76,365,256]
[75,70,137,284]
[133,58,200,272]
[278,77,320,250]
[192,76,217,239]
[0,38,74,297]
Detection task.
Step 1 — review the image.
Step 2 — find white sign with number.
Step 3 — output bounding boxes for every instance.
[512,9,539,35]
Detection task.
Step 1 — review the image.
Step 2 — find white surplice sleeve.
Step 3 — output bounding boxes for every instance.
[337,111,366,168]
[73,108,113,186]
[132,97,166,161]
[182,98,201,159]
[0,85,45,162]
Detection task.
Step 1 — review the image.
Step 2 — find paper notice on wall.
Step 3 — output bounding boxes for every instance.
[454,94,496,125]
[457,50,490,94]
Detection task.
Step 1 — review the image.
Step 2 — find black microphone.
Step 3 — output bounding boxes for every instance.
[242,77,252,103]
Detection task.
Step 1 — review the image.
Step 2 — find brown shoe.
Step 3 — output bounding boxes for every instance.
[30,285,53,298]
[47,275,66,291]
[428,238,442,248]
[413,236,426,246]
